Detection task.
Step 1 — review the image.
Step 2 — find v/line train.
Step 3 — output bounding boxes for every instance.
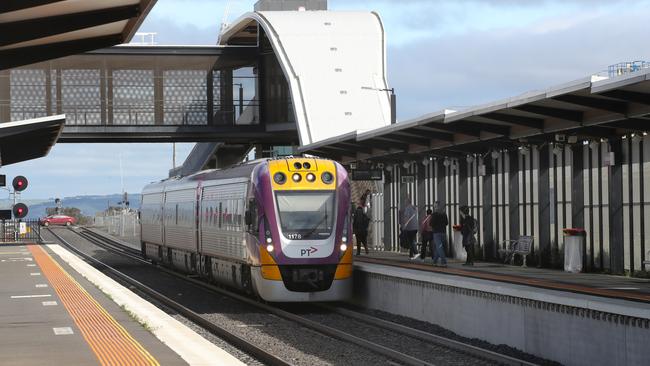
[140,157,353,302]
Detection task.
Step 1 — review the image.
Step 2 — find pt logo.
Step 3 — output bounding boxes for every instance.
[300,247,318,257]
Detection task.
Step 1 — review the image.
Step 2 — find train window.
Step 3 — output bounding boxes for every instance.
[276,191,335,240]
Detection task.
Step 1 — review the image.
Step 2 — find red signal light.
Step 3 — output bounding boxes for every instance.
[13,203,28,219]
[12,176,28,192]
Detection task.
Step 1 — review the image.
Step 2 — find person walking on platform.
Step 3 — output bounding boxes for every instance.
[431,201,448,267]
[400,199,419,260]
[419,209,433,260]
[460,205,477,266]
[353,204,370,255]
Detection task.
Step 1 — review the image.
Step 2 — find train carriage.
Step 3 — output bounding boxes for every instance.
[140,157,353,302]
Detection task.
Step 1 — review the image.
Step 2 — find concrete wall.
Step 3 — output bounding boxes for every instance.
[351,266,650,366]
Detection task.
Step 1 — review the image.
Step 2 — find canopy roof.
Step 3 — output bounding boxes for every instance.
[0,0,156,70]
[299,70,650,162]
[0,115,65,166]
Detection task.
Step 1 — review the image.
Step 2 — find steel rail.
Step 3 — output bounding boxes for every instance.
[65,227,534,366]
[46,228,293,366]
[316,304,539,366]
[64,228,438,366]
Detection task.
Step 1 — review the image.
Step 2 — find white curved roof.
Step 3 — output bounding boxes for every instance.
[220,11,392,146]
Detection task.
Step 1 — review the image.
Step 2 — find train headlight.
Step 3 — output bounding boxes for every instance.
[266,244,274,252]
[340,244,347,252]
[342,236,347,243]
[292,173,302,182]
[274,172,287,184]
[321,172,334,184]
[306,173,316,182]
[266,237,272,244]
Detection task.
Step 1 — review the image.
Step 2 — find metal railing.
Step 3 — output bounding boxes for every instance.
[0,220,41,243]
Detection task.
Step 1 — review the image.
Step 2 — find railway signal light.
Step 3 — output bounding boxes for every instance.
[12,176,28,192]
[13,203,28,219]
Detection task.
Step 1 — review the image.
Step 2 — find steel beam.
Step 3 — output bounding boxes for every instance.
[481,112,545,129]
[553,95,627,114]
[418,123,481,138]
[401,128,454,142]
[601,90,650,106]
[0,0,66,13]
[378,135,431,147]
[608,138,625,274]
[457,120,511,136]
[538,145,551,267]
[514,104,583,122]
[0,34,123,70]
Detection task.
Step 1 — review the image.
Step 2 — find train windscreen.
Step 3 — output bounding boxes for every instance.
[276,191,335,240]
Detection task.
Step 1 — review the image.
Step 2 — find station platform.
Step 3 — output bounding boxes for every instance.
[355,251,650,304]
[0,242,244,366]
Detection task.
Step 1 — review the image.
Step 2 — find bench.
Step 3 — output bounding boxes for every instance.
[498,236,534,267]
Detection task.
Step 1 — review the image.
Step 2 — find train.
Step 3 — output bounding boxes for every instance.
[140,157,353,302]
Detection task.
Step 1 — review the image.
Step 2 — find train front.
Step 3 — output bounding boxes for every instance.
[251,158,353,302]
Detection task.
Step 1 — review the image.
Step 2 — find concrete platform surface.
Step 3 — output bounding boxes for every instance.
[355,250,650,305]
[0,243,187,366]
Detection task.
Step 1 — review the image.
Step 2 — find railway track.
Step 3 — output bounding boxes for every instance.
[50,227,540,366]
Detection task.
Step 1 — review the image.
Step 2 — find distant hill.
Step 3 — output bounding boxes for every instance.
[0,194,142,219]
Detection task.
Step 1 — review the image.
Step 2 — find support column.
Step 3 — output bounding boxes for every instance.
[153,66,163,125]
[220,69,233,125]
[55,68,62,115]
[538,145,551,267]
[207,70,214,125]
[0,70,10,122]
[45,67,52,116]
[436,160,446,205]
[508,150,520,241]
[100,65,107,125]
[609,138,625,274]
[384,173,393,251]
[417,163,427,216]
[458,159,469,207]
[571,145,585,228]
[482,158,494,260]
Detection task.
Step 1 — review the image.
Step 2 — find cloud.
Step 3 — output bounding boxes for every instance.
[388,4,650,120]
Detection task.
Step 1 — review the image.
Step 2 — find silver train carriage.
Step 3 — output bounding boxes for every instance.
[140,157,353,302]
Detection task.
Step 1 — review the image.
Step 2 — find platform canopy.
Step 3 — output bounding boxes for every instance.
[0,115,65,166]
[299,70,650,162]
[0,0,157,70]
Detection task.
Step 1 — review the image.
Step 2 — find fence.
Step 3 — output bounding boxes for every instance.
[94,211,139,238]
[0,220,41,243]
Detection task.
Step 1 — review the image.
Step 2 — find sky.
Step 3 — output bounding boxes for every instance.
[3,0,650,200]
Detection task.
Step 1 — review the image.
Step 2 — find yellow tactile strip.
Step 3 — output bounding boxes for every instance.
[28,244,160,366]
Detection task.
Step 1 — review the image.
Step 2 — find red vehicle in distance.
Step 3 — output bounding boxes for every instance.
[40,214,76,227]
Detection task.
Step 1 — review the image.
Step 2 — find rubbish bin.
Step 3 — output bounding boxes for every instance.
[453,225,466,261]
[563,228,586,273]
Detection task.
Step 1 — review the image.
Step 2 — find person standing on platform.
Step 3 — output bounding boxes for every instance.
[360,189,372,214]
[419,209,433,260]
[431,201,448,267]
[400,198,419,260]
[353,204,370,255]
[460,205,477,266]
